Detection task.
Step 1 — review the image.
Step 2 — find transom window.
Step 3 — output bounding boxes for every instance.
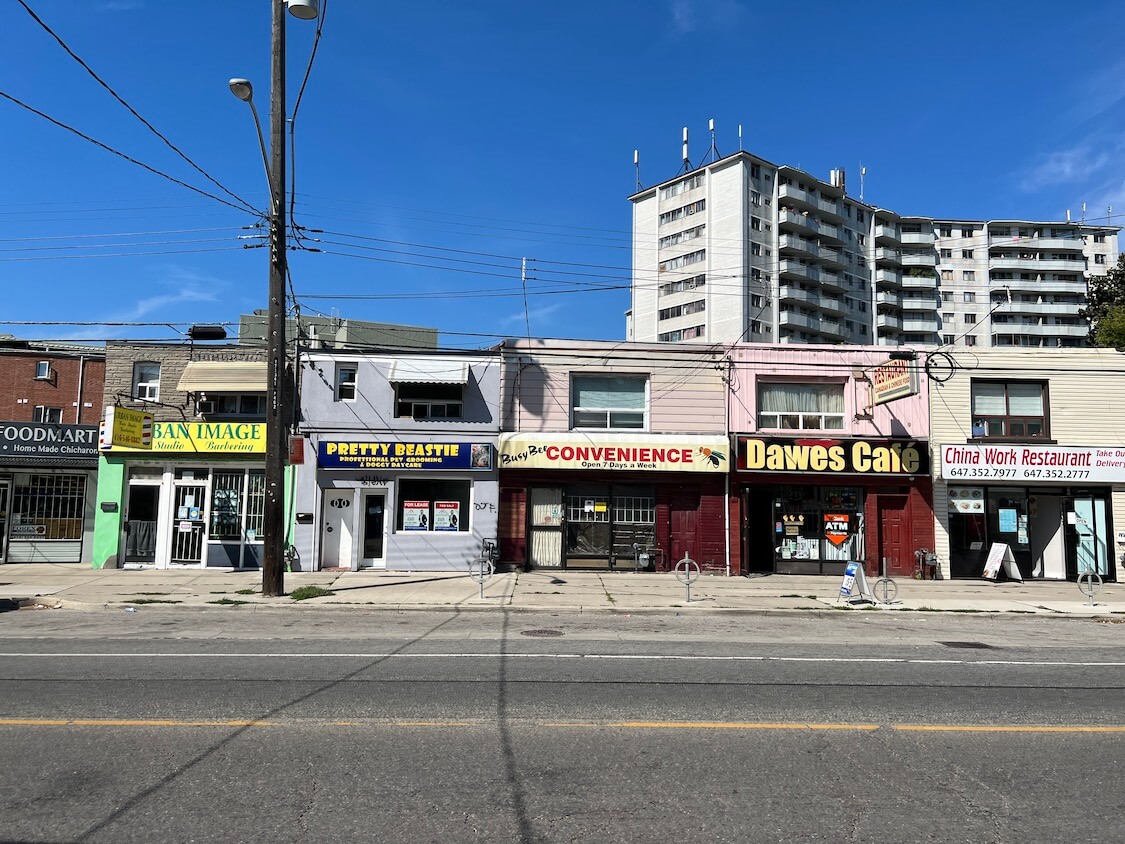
[971,381,1047,438]
[758,382,845,431]
[572,375,647,430]
[395,382,463,420]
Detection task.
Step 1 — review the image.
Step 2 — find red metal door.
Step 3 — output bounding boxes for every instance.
[878,496,912,578]
[670,492,699,565]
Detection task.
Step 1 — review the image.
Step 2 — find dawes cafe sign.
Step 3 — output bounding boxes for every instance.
[737,436,928,475]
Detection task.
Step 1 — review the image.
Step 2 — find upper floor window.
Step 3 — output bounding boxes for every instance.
[35,361,51,380]
[395,382,463,420]
[132,362,160,402]
[204,394,265,417]
[34,406,62,424]
[335,365,357,402]
[758,382,845,431]
[1095,253,1107,264]
[971,381,1047,438]
[572,375,646,430]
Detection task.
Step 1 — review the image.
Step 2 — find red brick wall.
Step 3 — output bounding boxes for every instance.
[0,350,105,424]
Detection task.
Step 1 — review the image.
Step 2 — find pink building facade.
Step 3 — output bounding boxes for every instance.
[728,344,934,579]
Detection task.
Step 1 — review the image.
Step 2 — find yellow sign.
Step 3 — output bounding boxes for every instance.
[99,406,154,450]
[870,358,920,406]
[498,434,729,473]
[101,421,265,454]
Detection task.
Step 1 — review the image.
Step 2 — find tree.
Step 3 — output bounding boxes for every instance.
[1094,305,1125,348]
[1082,252,1125,344]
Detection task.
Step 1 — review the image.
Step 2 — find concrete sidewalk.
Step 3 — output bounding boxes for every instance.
[0,563,1122,617]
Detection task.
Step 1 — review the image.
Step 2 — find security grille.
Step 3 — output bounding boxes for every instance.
[13,474,86,540]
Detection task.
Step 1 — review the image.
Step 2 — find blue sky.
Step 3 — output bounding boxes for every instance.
[3,0,1123,348]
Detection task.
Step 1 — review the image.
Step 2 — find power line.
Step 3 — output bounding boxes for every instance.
[15,0,259,217]
[0,90,255,217]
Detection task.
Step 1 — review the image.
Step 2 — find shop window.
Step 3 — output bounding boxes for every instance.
[395,382,463,420]
[335,365,357,402]
[132,361,160,402]
[971,380,1047,438]
[33,406,63,424]
[12,474,86,540]
[396,479,469,532]
[572,375,647,429]
[208,470,265,540]
[758,382,845,431]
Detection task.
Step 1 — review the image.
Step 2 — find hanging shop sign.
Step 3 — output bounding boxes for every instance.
[870,358,920,406]
[99,406,153,450]
[941,444,1125,484]
[737,437,927,475]
[0,422,99,461]
[498,434,729,472]
[318,441,493,471]
[100,421,265,454]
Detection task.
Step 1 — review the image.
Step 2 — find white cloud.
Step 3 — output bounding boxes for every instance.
[97,1,145,11]
[1019,133,1125,195]
[499,302,564,328]
[668,0,747,35]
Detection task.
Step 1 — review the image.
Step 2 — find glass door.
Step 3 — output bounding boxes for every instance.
[1066,496,1110,579]
[361,491,386,568]
[170,470,208,566]
[528,487,563,569]
[124,483,160,565]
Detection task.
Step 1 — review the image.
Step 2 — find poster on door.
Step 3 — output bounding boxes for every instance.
[433,501,460,531]
[403,500,429,530]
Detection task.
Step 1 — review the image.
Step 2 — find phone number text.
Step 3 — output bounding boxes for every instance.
[946,467,1091,480]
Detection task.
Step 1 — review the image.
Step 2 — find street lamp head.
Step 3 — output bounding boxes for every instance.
[228,78,254,103]
[286,0,319,20]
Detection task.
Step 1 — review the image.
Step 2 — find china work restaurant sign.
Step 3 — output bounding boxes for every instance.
[498,434,729,472]
[941,444,1125,483]
[318,441,493,471]
[738,437,928,475]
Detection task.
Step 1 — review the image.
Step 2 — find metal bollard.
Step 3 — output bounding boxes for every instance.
[674,554,701,603]
[468,557,495,600]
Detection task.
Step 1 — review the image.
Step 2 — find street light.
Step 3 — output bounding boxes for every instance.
[229,0,318,597]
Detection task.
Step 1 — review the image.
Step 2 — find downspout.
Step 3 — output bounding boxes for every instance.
[75,355,86,424]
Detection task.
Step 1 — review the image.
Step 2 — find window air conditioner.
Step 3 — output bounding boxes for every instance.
[197,400,216,415]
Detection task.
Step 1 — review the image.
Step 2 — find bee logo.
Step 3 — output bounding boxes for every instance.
[698,447,725,468]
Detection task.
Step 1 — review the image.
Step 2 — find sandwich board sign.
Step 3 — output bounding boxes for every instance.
[982,543,1022,582]
[838,560,875,603]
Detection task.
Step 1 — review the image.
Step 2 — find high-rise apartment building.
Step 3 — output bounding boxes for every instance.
[628,151,1119,348]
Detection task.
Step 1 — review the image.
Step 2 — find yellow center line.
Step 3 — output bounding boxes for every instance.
[0,718,275,728]
[893,725,1125,733]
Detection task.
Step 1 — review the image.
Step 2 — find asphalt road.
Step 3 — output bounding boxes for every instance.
[0,608,1122,843]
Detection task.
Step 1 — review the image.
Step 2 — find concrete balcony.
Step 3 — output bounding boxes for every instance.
[874,223,901,244]
[877,312,903,331]
[779,209,819,236]
[989,236,1084,251]
[901,297,938,312]
[902,316,941,333]
[1003,301,1084,315]
[779,285,846,314]
[876,268,903,288]
[817,196,844,221]
[901,250,937,267]
[779,259,819,282]
[818,269,847,292]
[901,272,938,289]
[778,184,819,211]
[992,321,1088,337]
[991,257,1086,272]
[780,310,835,334]
[877,291,903,309]
[901,230,936,246]
[875,247,903,265]
[779,234,818,258]
[995,276,1088,295]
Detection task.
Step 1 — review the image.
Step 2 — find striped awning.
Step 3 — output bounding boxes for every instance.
[177,361,267,393]
[388,359,469,384]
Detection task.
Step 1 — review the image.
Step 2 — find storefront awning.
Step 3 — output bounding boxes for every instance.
[177,361,267,393]
[388,359,469,384]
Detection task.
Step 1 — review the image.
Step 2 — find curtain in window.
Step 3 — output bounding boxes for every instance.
[760,384,843,414]
[573,376,644,409]
[971,383,1007,415]
[1007,383,1043,415]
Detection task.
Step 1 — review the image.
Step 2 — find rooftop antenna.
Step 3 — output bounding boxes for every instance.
[680,126,691,174]
[860,166,867,202]
[1066,209,1071,223]
[634,149,641,191]
[704,118,720,164]
[1081,202,1087,223]
[738,123,743,151]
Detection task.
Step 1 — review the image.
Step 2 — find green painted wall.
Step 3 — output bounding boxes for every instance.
[91,455,126,569]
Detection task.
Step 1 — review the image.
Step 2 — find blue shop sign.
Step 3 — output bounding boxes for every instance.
[318,441,493,471]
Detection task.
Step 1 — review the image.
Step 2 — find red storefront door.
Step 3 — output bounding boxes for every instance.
[670,492,699,565]
[878,495,912,578]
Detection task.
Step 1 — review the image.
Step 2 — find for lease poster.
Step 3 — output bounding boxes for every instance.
[433,501,460,531]
[403,500,429,530]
